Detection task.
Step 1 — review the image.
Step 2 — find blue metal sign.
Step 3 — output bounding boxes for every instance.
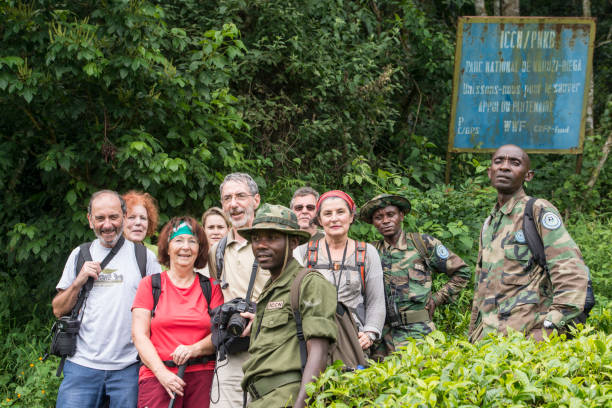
[448,17,595,153]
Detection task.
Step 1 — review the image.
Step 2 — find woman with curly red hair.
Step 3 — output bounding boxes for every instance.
[122,191,159,248]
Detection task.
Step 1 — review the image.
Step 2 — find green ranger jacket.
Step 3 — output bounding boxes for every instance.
[241,259,337,407]
[374,231,470,346]
[469,191,589,342]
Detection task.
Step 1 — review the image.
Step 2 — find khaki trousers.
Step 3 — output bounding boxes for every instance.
[210,350,250,408]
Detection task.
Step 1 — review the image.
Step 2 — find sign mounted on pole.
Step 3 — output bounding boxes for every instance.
[448,17,595,154]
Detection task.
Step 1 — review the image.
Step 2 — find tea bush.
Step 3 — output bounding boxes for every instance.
[308,328,612,407]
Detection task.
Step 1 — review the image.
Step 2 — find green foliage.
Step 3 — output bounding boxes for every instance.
[308,328,612,407]
[566,216,612,304]
[0,0,610,405]
[0,318,60,407]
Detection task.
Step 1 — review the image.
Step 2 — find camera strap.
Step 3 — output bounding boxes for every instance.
[245,260,259,303]
[70,235,126,320]
[53,236,126,377]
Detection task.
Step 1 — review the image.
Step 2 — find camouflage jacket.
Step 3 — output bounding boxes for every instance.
[469,191,589,342]
[374,231,470,319]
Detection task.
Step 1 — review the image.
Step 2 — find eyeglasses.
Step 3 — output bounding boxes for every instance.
[221,193,253,204]
[293,204,316,211]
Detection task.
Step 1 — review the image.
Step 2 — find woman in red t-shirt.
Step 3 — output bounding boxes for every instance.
[132,216,223,408]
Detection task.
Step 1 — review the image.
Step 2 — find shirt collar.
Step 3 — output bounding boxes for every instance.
[261,258,300,294]
[380,230,408,251]
[226,228,249,250]
[492,190,527,216]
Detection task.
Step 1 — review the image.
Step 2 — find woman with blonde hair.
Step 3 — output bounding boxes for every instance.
[201,207,231,246]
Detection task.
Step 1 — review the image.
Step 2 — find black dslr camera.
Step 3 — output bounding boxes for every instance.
[50,316,81,357]
[217,298,255,337]
[211,298,255,359]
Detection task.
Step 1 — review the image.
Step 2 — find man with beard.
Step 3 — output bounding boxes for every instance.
[52,190,161,407]
[208,173,270,408]
[469,145,589,342]
[360,194,470,357]
[290,186,324,240]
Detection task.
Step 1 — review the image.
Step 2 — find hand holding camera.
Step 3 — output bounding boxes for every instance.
[211,298,256,358]
[239,311,255,337]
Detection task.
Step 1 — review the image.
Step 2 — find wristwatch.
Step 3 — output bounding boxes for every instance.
[367,332,377,342]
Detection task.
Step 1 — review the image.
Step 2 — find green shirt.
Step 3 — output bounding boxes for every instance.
[242,259,337,407]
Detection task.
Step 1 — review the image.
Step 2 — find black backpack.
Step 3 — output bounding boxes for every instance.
[523,197,595,325]
[75,240,148,280]
[150,272,212,317]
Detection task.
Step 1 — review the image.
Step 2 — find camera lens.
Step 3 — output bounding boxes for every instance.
[227,314,246,337]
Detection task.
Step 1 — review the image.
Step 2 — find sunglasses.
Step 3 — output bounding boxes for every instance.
[293,204,316,211]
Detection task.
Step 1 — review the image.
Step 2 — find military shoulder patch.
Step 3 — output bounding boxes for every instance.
[541,212,562,230]
[514,230,526,243]
[435,245,449,260]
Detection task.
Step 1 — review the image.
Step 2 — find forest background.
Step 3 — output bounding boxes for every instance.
[0,0,610,406]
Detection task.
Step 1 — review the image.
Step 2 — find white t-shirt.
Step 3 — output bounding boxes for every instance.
[56,239,161,370]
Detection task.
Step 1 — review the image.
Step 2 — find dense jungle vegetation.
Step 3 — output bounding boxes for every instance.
[1,0,610,406]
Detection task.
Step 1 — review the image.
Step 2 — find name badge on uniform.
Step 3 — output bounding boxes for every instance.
[514,230,526,243]
[266,301,284,310]
[413,263,426,272]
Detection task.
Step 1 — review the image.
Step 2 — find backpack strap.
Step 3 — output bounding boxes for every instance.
[306,239,320,269]
[71,237,125,319]
[213,235,229,282]
[523,197,547,270]
[151,273,162,318]
[198,273,212,314]
[290,268,317,373]
[152,273,212,318]
[74,242,93,281]
[355,241,367,294]
[134,242,148,278]
[409,233,431,270]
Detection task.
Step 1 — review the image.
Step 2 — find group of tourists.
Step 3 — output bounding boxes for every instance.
[51,144,591,408]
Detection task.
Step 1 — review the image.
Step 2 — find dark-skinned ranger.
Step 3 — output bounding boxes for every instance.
[360,194,470,357]
[469,144,589,342]
[239,204,337,408]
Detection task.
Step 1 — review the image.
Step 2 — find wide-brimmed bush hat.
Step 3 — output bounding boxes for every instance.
[359,194,411,224]
[238,203,311,244]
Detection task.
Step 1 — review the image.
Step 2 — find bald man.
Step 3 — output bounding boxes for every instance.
[468,145,590,342]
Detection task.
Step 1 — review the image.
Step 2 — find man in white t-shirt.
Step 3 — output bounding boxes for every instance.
[52,190,161,408]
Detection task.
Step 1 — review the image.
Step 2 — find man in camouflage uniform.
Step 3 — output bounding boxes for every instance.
[360,194,470,356]
[239,204,337,408]
[469,144,589,342]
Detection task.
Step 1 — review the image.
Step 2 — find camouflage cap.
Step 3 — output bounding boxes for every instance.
[238,203,311,244]
[359,194,411,223]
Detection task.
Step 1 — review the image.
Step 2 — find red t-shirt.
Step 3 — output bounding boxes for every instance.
[132,271,224,379]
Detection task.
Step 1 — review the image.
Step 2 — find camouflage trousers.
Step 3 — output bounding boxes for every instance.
[370,321,435,361]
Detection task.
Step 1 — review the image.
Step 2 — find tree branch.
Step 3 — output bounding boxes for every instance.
[586,131,612,189]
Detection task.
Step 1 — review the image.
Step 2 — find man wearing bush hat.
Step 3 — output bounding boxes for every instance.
[469,145,590,342]
[360,193,470,355]
[239,204,337,408]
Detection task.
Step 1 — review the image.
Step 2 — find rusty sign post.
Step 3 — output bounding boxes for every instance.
[446,17,596,183]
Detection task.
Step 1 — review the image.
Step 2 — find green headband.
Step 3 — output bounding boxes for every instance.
[169,221,195,242]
